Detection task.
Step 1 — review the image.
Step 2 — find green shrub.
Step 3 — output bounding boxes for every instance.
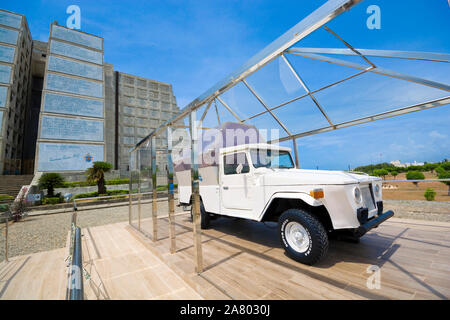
[39,173,65,196]
[0,204,9,212]
[73,189,129,199]
[373,169,389,179]
[441,161,450,171]
[60,178,129,188]
[106,178,129,185]
[438,170,450,196]
[43,197,64,205]
[0,194,14,201]
[406,171,425,186]
[424,188,436,201]
[73,192,99,199]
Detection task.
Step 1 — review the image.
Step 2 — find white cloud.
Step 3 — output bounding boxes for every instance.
[429,130,447,139]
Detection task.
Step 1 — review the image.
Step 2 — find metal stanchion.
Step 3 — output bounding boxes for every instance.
[151,136,158,242]
[128,167,132,225]
[5,217,8,263]
[190,112,203,273]
[167,127,176,254]
[137,150,141,231]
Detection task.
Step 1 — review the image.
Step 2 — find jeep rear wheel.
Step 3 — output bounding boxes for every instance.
[190,200,210,229]
[279,208,328,265]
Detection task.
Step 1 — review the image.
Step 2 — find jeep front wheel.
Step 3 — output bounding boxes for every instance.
[279,208,328,265]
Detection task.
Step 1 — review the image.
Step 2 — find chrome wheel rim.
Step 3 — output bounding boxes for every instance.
[285,221,310,253]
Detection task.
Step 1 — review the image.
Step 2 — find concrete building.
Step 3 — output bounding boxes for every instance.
[114,71,179,176]
[0,8,180,185]
[0,9,33,175]
[390,160,425,168]
[35,23,106,176]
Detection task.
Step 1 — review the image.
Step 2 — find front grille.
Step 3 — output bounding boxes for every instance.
[361,185,376,211]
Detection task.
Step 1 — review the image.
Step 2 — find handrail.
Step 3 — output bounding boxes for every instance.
[69,227,83,300]
[66,211,84,300]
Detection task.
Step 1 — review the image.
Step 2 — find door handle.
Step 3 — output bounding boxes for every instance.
[223,186,229,190]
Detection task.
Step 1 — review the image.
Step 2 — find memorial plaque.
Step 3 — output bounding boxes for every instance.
[0,11,22,29]
[0,64,11,84]
[43,92,103,118]
[41,115,104,141]
[0,85,6,107]
[46,73,103,98]
[37,143,104,171]
[50,40,103,65]
[51,25,102,50]
[0,27,18,45]
[48,56,103,80]
[0,45,15,63]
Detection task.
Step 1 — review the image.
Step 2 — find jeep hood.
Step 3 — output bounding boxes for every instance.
[258,169,379,186]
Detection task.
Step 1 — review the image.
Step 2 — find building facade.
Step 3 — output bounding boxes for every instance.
[0,9,33,175]
[114,71,179,175]
[35,23,106,173]
[0,9,180,179]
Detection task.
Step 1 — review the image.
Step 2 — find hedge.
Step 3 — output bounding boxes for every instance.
[60,178,130,188]
[43,196,64,205]
[73,189,129,199]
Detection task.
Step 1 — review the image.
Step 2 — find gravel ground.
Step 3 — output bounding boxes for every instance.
[1,199,448,262]
[384,200,450,222]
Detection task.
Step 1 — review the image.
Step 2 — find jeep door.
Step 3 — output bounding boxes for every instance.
[220,152,253,213]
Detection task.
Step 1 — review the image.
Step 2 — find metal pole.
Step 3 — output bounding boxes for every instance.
[69,227,84,300]
[167,127,176,254]
[190,111,203,273]
[292,138,300,168]
[151,136,158,242]
[137,150,141,231]
[128,154,132,225]
[4,217,8,263]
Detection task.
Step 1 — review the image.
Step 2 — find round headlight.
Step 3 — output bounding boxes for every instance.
[374,184,381,197]
[354,187,362,203]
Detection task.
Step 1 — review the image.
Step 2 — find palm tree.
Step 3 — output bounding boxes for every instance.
[86,161,113,195]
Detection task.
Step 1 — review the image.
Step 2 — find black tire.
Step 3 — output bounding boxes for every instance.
[190,200,210,229]
[279,208,328,265]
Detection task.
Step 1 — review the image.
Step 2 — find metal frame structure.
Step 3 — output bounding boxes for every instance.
[128,0,450,273]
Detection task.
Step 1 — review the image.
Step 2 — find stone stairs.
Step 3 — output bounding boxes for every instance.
[0,175,34,197]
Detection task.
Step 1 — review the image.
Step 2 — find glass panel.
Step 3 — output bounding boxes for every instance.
[0,64,11,84]
[0,45,15,63]
[0,27,18,45]
[129,151,139,228]
[51,25,102,50]
[223,152,249,175]
[43,92,104,118]
[46,73,103,98]
[123,136,135,145]
[48,56,103,80]
[0,11,22,29]
[0,85,7,107]
[40,115,104,141]
[50,40,103,65]
[37,142,104,171]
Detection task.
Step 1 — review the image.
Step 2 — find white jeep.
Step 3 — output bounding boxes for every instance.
[175,125,393,265]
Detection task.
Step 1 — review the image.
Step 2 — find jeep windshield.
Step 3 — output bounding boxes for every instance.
[250,149,295,169]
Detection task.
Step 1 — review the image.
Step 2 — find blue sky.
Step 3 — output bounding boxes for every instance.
[2,0,449,170]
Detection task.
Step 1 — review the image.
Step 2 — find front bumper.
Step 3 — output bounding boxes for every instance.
[355,210,394,237]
